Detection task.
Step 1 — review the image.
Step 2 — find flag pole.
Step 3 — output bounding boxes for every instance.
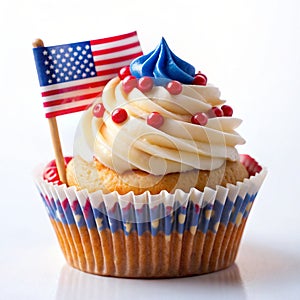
[33,38,67,185]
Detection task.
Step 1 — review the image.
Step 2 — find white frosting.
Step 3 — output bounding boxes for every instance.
[74,77,245,175]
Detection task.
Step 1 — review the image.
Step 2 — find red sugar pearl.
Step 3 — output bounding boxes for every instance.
[221,105,233,117]
[138,76,153,92]
[93,103,105,118]
[208,106,224,117]
[122,75,138,93]
[196,71,207,80]
[191,112,208,126]
[111,108,128,124]
[192,74,207,86]
[147,112,164,129]
[118,66,131,80]
[212,107,224,117]
[166,80,182,95]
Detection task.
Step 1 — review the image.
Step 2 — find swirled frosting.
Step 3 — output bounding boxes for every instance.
[76,77,245,175]
[75,38,245,175]
[130,38,195,84]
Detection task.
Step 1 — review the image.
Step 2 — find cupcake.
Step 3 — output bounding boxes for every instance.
[36,37,266,278]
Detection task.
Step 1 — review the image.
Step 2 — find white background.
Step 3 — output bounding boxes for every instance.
[1,0,300,299]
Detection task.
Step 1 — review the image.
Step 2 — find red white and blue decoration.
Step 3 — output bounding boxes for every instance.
[33,31,143,118]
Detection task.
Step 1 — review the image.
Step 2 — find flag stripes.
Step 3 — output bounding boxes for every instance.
[33,31,142,118]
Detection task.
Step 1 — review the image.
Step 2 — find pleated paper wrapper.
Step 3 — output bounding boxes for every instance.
[35,155,267,278]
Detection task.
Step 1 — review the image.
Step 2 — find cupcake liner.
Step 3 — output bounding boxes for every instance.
[35,155,267,278]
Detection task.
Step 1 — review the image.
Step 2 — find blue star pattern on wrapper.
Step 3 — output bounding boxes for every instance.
[39,190,258,237]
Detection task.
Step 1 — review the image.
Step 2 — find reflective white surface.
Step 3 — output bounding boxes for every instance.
[1,0,300,299]
[2,230,300,299]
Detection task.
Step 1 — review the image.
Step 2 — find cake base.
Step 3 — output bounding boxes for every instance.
[67,156,249,195]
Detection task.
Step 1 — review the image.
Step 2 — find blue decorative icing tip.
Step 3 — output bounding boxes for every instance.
[130,37,195,84]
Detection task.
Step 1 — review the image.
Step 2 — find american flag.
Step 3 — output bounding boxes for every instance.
[33,31,143,118]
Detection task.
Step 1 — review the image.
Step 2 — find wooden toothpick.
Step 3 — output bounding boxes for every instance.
[33,38,67,184]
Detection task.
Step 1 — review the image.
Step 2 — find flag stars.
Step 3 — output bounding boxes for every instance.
[40,41,97,85]
[34,33,142,118]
